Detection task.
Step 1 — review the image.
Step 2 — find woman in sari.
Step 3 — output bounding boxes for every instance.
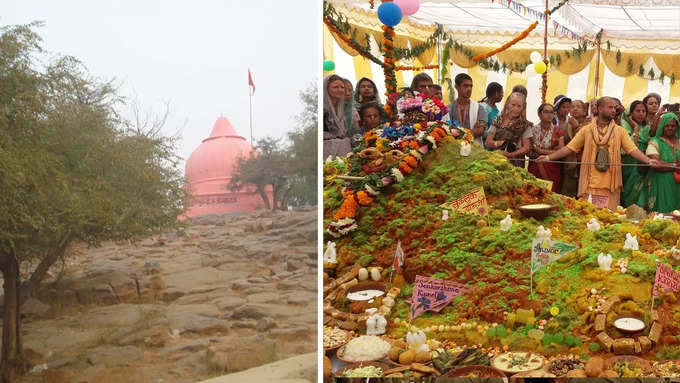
[528,103,563,192]
[323,75,352,158]
[620,100,651,207]
[644,113,680,213]
[342,78,361,147]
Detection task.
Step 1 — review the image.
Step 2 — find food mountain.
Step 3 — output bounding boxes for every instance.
[323,94,680,360]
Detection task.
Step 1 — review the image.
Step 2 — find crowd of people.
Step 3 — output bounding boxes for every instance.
[324,72,680,213]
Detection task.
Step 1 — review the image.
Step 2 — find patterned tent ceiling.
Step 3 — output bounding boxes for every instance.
[329,0,680,50]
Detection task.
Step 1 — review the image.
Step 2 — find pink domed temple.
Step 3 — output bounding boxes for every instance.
[183,117,273,217]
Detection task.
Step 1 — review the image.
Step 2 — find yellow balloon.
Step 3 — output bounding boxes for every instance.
[534,61,547,74]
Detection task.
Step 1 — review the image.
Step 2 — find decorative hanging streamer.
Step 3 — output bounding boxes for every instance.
[493,0,583,40]
[472,21,539,61]
[394,64,439,71]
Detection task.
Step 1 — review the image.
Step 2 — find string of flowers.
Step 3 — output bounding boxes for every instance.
[382,24,398,120]
[472,21,539,61]
[394,64,440,71]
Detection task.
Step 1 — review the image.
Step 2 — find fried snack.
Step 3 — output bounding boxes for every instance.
[399,349,416,365]
[585,356,604,377]
[566,369,587,378]
[416,351,432,363]
[411,363,439,375]
[383,366,410,375]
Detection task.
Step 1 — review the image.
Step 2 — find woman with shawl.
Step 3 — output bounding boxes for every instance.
[485,92,533,167]
[643,113,680,213]
[342,78,361,147]
[354,77,382,111]
[620,100,651,207]
[323,75,352,158]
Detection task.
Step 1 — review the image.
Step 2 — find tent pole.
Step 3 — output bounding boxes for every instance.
[594,32,602,98]
[541,0,548,104]
[437,33,442,86]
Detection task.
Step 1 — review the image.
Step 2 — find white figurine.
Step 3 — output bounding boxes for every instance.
[325,155,334,163]
[587,194,593,204]
[500,214,512,232]
[536,225,552,242]
[406,330,429,352]
[442,210,449,221]
[598,253,613,271]
[358,267,369,281]
[323,241,337,264]
[370,267,381,281]
[587,218,601,232]
[623,233,639,250]
[365,308,387,336]
[460,141,471,157]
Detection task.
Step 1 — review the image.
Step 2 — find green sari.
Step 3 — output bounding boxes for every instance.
[620,110,650,207]
[644,113,680,213]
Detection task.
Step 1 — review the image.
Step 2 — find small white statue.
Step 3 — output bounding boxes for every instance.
[587,194,593,204]
[598,253,613,271]
[587,218,601,232]
[323,241,337,264]
[500,214,512,232]
[406,330,429,352]
[365,308,387,336]
[536,225,552,242]
[370,267,381,281]
[442,210,449,221]
[460,141,471,157]
[358,267,369,281]
[325,155,334,163]
[623,233,639,250]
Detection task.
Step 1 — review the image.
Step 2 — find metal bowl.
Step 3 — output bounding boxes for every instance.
[517,203,557,220]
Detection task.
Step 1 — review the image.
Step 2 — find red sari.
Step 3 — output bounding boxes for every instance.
[528,123,563,193]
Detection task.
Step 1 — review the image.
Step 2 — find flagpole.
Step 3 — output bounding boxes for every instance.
[249,89,253,144]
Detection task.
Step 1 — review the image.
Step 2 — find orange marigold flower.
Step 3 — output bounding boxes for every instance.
[404,155,419,168]
[356,191,373,206]
[334,191,359,220]
[398,163,413,174]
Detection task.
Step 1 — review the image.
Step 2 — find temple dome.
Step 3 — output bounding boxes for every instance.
[184,117,272,217]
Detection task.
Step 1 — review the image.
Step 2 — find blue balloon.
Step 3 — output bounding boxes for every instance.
[378,2,402,27]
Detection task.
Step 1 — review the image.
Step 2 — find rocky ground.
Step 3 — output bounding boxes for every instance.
[9,209,317,383]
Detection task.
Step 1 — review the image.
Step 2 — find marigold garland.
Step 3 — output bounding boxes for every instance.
[334,189,359,220]
[356,190,373,206]
[404,155,419,168]
[323,16,384,67]
[472,21,539,61]
[394,64,440,71]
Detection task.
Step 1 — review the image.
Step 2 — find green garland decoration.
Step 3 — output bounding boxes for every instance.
[547,0,570,15]
[323,3,384,66]
[393,25,446,61]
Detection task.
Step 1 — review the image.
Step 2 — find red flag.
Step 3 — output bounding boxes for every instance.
[653,262,680,297]
[393,240,404,271]
[248,69,256,95]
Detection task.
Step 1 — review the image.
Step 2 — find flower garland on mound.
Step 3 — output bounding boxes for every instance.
[327,96,470,238]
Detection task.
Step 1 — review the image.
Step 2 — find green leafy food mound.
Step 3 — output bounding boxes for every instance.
[323,139,680,358]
